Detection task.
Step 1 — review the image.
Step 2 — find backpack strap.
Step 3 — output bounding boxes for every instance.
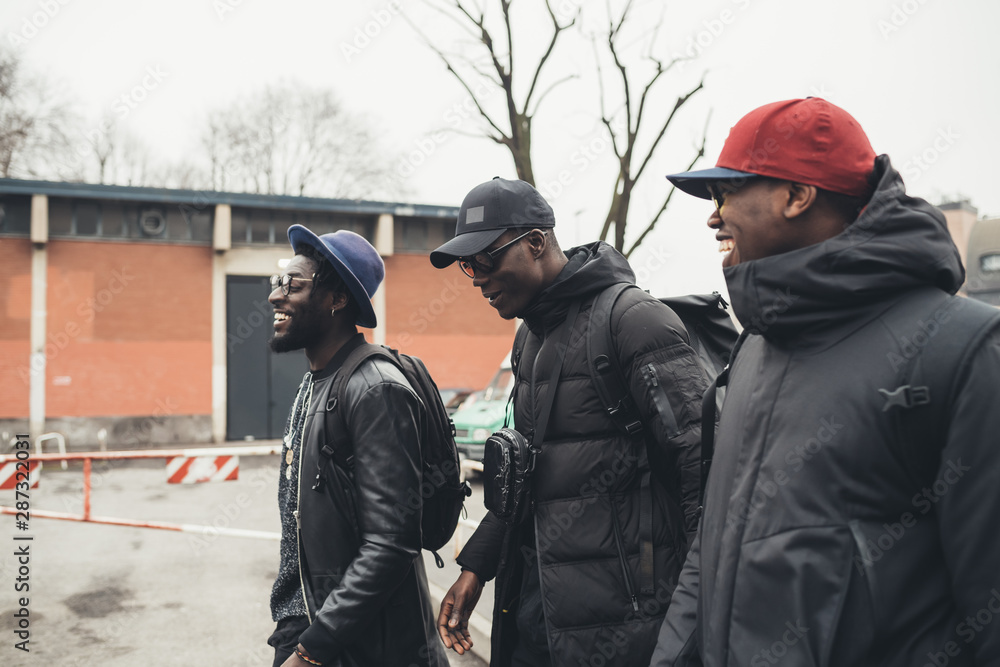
[699,329,750,509]
[506,321,532,429]
[878,291,1000,486]
[313,342,396,492]
[587,283,650,436]
[585,282,660,598]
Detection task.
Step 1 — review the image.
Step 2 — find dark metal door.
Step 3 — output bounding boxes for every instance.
[226,276,308,440]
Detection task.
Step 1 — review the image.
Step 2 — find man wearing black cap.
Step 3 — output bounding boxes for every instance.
[651,98,1000,666]
[431,178,710,666]
[266,226,446,667]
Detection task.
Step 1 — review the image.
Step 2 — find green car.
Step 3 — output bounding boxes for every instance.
[452,356,514,462]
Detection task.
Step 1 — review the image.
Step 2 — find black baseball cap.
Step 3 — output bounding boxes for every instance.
[430,177,555,269]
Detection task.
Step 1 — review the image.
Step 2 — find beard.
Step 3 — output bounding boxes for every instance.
[268,302,327,353]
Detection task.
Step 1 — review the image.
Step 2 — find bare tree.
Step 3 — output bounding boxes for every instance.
[592,2,709,258]
[0,47,79,180]
[202,82,405,200]
[406,0,709,256]
[405,0,577,185]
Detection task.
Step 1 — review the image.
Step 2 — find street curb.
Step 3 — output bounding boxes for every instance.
[427,580,492,664]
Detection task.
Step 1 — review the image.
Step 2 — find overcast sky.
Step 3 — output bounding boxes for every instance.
[3,0,997,297]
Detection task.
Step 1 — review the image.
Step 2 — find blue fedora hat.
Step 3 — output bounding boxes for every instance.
[286,225,384,328]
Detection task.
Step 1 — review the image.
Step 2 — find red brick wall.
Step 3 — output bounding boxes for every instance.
[383,254,515,390]
[0,238,31,418]
[44,240,212,417]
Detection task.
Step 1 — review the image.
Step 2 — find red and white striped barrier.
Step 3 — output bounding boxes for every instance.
[0,444,281,538]
[0,461,40,490]
[166,455,239,484]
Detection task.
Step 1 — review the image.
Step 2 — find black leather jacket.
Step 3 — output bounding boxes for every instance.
[294,339,447,666]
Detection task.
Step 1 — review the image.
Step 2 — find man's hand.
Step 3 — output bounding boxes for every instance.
[437,569,484,655]
[279,644,316,667]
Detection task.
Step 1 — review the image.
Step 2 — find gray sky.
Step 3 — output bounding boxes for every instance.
[4,0,997,297]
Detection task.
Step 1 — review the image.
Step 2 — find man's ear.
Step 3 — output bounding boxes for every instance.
[784,183,818,219]
[330,290,351,312]
[527,229,548,259]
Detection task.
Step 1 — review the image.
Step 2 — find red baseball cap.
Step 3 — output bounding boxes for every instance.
[667,98,877,199]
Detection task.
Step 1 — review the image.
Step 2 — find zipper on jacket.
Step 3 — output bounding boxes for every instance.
[609,501,639,612]
[295,377,315,622]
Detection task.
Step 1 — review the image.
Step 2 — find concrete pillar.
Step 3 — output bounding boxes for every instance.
[29,195,48,440]
[214,204,232,252]
[372,288,386,345]
[375,213,394,257]
[372,213,393,345]
[211,204,231,443]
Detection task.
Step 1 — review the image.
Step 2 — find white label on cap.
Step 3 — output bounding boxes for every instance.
[465,206,485,225]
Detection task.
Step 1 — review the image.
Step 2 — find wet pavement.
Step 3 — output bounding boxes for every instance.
[0,451,490,666]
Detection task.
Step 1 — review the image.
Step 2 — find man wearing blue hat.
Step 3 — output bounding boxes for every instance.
[266,226,446,667]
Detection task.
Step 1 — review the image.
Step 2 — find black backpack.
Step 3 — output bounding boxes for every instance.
[576,283,738,598]
[585,284,739,437]
[320,343,471,567]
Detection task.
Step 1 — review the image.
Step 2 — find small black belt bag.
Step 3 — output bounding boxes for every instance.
[482,299,581,524]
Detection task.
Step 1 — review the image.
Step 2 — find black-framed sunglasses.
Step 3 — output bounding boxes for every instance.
[458,230,543,279]
[707,178,759,212]
[269,273,315,296]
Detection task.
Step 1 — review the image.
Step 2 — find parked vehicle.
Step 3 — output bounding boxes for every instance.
[451,355,513,462]
[438,387,473,415]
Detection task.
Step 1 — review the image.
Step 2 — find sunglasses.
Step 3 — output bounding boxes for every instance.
[707,178,759,212]
[458,230,542,279]
[269,273,315,296]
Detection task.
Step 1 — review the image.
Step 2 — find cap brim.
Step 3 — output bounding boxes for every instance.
[430,228,506,269]
[287,225,379,328]
[665,167,758,199]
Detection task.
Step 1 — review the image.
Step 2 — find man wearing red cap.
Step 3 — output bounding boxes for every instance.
[651,98,1000,666]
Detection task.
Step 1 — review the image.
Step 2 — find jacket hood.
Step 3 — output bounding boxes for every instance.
[521,241,634,333]
[723,155,965,343]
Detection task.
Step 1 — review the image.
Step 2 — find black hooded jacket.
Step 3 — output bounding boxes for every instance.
[651,156,1000,666]
[458,242,709,666]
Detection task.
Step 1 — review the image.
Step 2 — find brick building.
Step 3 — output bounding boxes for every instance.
[0,180,514,448]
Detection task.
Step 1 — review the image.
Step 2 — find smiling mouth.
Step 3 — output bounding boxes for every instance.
[484,292,500,306]
[718,238,735,254]
[274,312,290,325]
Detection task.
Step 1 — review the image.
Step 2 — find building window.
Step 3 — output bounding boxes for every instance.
[231,208,375,246]
[74,201,101,235]
[394,217,454,253]
[183,206,214,242]
[48,199,74,236]
[0,195,31,235]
